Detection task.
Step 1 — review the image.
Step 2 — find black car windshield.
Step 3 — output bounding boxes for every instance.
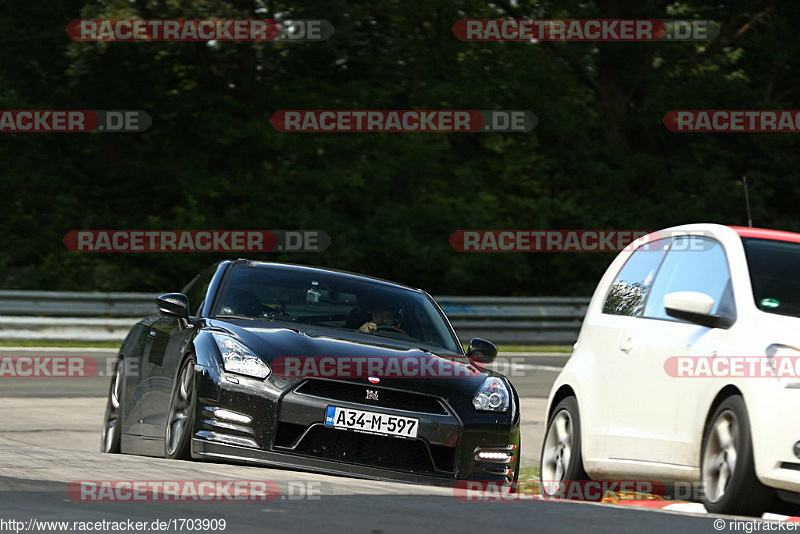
[742,237,800,317]
[214,264,461,353]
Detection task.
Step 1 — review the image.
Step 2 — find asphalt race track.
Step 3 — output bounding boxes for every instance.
[0,348,775,533]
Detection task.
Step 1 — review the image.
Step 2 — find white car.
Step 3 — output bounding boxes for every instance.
[541,223,800,516]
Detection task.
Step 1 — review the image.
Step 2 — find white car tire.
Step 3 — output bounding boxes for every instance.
[540,397,590,499]
[700,395,773,516]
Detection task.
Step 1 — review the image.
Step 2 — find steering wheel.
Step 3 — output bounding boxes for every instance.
[376,325,409,336]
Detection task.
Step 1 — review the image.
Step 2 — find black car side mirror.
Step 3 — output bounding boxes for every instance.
[156,293,190,327]
[466,338,498,363]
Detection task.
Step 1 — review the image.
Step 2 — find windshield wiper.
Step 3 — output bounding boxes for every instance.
[245,310,296,322]
[214,314,258,321]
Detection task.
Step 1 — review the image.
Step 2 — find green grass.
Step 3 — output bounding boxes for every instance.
[0,340,121,349]
[519,466,540,481]
[516,466,541,495]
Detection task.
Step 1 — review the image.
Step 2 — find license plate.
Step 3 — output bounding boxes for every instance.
[324,406,418,438]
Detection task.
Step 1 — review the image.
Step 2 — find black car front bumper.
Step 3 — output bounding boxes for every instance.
[191,368,520,487]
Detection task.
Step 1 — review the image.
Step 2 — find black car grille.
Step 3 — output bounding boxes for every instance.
[292,426,453,474]
[294,380,448,415]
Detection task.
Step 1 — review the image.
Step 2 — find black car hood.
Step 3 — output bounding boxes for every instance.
[205,318,496,397]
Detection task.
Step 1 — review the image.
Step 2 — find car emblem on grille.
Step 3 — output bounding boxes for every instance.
[366,389,379,401]
[368,376,380,384]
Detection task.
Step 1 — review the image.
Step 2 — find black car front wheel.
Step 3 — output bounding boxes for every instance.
[101,357,125,453]
[165,355,197,460]
[510,440,521,494]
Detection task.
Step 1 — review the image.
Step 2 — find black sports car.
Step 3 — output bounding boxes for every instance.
[102,260,520,487]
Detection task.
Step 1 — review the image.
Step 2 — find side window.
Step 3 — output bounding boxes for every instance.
[182,266,216,316]
[643,237,733,321]
[602,239,670,316]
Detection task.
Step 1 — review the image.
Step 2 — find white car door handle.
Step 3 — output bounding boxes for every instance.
[620,336,634,353]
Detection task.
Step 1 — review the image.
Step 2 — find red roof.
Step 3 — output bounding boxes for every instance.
[729,226,800,244]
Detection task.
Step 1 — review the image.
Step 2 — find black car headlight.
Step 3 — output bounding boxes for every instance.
[211,333,270,379]
[472,377,510,413]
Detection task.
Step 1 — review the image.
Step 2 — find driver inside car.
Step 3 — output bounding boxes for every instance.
[358,309,408,335]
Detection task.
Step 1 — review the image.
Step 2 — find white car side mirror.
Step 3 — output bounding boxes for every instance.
[664,291,732,329]
[664,291,715,315]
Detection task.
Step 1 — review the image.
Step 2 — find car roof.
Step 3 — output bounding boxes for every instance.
[227,260,424,293]
[729,226,800,244]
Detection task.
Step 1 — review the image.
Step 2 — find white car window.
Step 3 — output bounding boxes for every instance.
[602,238,671,316]
[743,238,800,317]
[643,236,733,320]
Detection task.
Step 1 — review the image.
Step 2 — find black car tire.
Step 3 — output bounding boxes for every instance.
[510,439,521,494]
[101,357,125,454]
[165,354,198,460]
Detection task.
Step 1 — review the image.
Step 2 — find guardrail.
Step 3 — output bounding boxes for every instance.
[435,296,588,345]
[0,290,159,317]
[0,291,589,345]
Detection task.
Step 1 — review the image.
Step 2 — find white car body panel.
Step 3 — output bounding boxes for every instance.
[545,223,800,493]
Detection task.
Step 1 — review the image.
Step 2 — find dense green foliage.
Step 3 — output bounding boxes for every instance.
[1,0,798,295]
